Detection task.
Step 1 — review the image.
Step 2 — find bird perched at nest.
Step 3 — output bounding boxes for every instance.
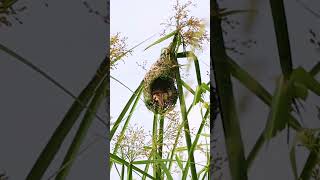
[152,89,173,109]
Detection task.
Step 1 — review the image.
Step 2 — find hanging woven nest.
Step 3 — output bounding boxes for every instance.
[143,48,179,115]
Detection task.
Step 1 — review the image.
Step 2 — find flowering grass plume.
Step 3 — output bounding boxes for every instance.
[161,0,209,50]
[110,32,131,69]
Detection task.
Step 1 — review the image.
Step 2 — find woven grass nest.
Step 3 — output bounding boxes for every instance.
[143,48,179,115]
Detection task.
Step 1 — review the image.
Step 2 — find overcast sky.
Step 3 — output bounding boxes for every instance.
[0,0,107,179]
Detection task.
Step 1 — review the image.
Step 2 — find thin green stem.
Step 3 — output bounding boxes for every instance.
[121,164,125,180]
[127,163,133,180]
[174,56,198,180]
[158,115,165,178]
[152,113,159,179]
[110,85,143,169]
[182,109,210,180]
[269,0,293,79]
[110,81,144,139]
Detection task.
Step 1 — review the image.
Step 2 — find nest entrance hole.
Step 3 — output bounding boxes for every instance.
[151,77,174,92]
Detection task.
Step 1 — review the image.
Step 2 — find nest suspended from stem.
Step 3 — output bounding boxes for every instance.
[143,48,179,115]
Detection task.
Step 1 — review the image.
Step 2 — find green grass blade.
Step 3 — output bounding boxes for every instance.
[264,76,289,139]
[176,51,202,85]
[192,86,202,105]
[152,113,159,179]
[110,81,144,139]
[290,142,298,180]
[174,54,198,180]
[55,77,108,179]
[227,56,302,168]
[121,164,125,180]
[26,58,108,180]
[197,166,208,179]
[111,85,143,169]
[110,153,155,180]
[290,68,320,179]
[142,154,153,180]
[158,159,173,180]
[166,118,184,171]
[193,54,202,85]
[269,0,293,79]
[182,109,209,180]
[135,159,174,179]
[158,115,164,177]
[227,57,271,105]
[127,164,133,180]
[144,30,178,51]
[309,61,320,76]
[176,155,184,170]
[299,151,319,180]
[293,67,320,96]
[212,1,248,179]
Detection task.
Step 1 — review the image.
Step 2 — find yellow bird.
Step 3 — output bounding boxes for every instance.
[152,90,169,108]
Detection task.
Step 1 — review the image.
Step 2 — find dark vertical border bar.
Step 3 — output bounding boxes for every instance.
[210,1,215,179]
[106,0,110,180]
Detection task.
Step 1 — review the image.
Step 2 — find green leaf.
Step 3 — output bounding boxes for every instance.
[144,30,177,50]
[200,83,210,92]
[110,153,156,180]
[26,59,108,180]
[175,51,202,85]
[299,151,319,180]
[56,78,109,179]
[110,81,144,139]
[111,85,143,169]
[290,142,298,180]
[175,155,184,170]
[293,67,320,96]
[269,0,293,79]
[197,166,208,179]
[156,155,173,180]
[310,61,320,76]
[293,82,308,100]
[182,110,210,180]
[227,57,271,106]
[192,86,202,105]
[200,133,210,137]
[173,47,198,179]
[264,76,290,139]
[227,56,302,169]
[132,159,173,165]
